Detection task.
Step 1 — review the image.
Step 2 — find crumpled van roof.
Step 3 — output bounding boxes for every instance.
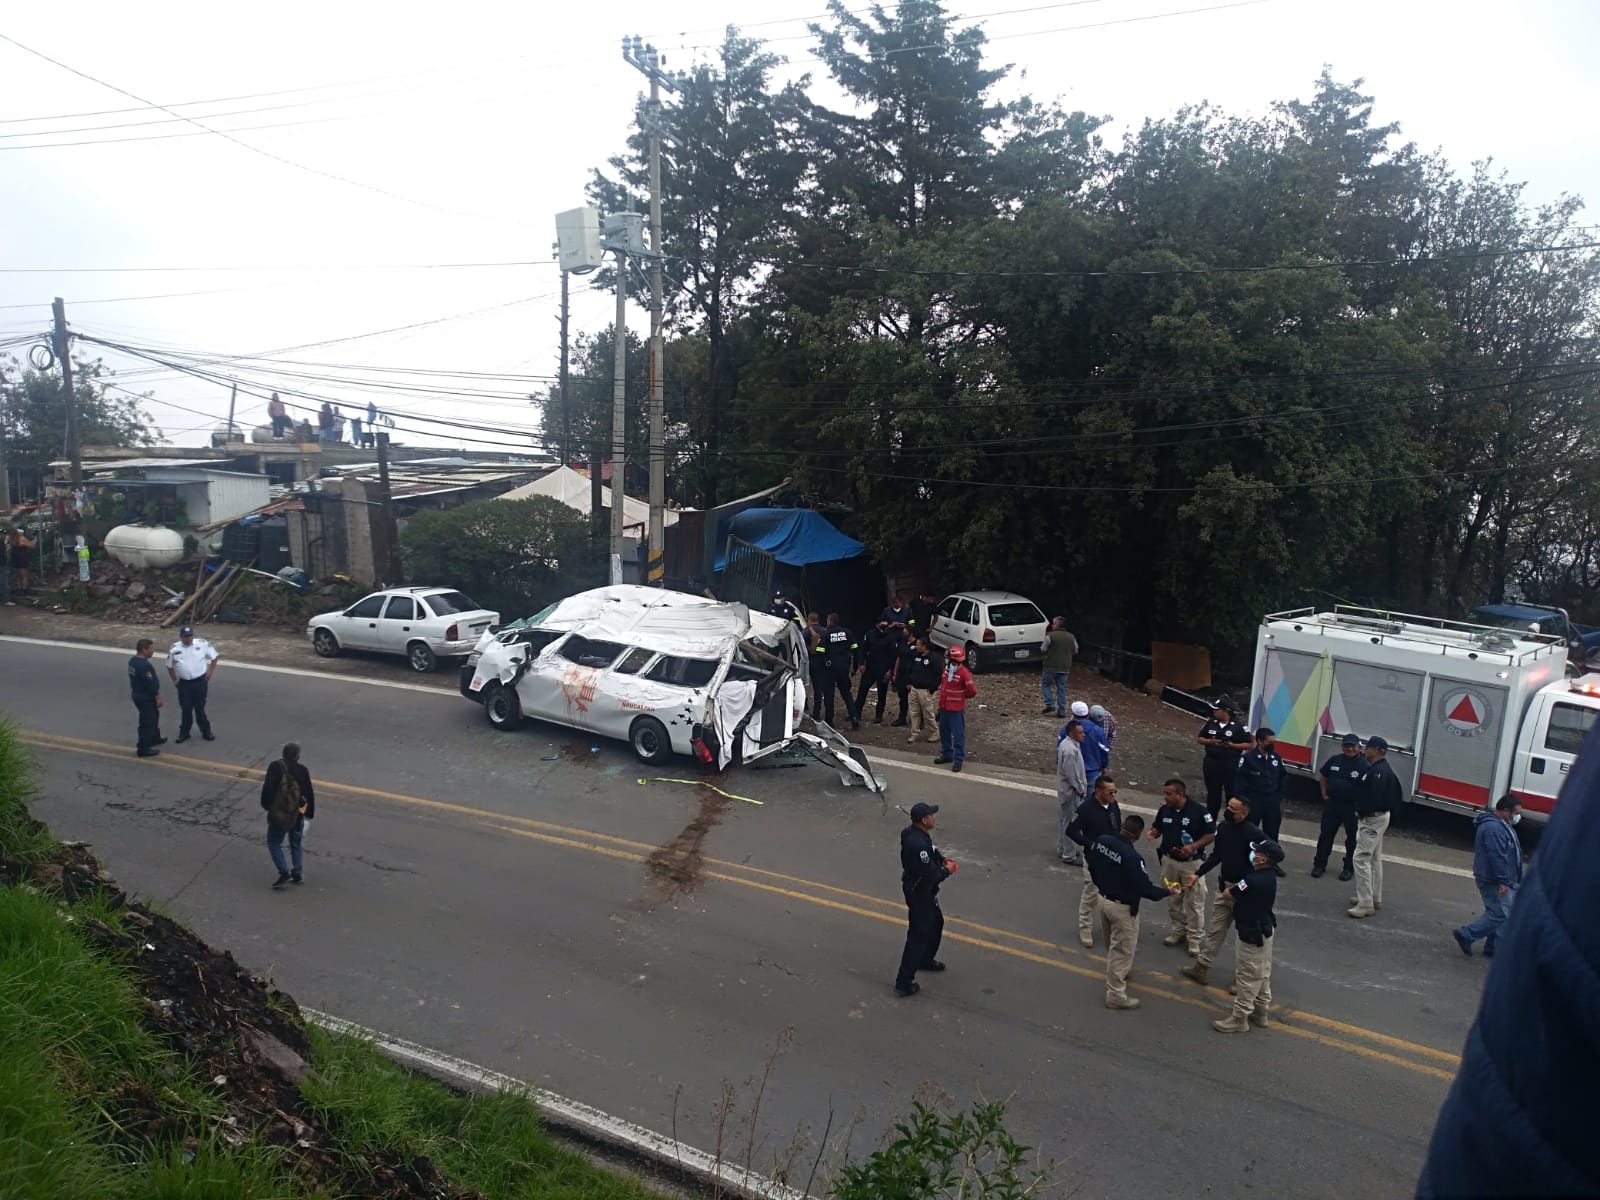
[512,584,789,659]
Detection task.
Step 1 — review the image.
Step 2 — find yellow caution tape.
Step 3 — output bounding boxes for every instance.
[637,777,763,806]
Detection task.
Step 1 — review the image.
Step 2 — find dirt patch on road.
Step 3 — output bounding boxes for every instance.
[645,785,733,900]
[841,664,1208,791]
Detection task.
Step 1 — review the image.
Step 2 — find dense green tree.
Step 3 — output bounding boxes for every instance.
[1,356,159,501]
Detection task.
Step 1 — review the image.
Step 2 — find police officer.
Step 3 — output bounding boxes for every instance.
[818,613,860,730]
[1233,728,1286,873]
[1212,834,1285,1033]
[128,637,165,757]
[880,593,913,629]
[854,617,903,724]
[1197,697,1252,819]
[1313,733,1366,881]
[1146,778,1216,954]
[769,590,803,627]
[895,802,959,996]
[166,624,221,742]
[1180,795,1266,988]
[890,628,918,727]
[1349,734,1402,918]
[908,590,939,641]
[1064,774,1123,949]
[903,635,941,745]
[1088,814,1179,1010]
[806,611,828,720]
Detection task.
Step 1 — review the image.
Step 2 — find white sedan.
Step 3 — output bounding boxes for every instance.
[307,587,499,673]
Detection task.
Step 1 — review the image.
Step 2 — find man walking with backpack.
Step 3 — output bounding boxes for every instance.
[260,743,315,889]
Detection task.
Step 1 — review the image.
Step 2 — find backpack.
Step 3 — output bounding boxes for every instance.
[267,761,304,832]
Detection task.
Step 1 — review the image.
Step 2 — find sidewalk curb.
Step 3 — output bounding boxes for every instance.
[306,1009,809,1200]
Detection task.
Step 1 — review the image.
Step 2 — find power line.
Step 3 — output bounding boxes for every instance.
[0,32,537,229]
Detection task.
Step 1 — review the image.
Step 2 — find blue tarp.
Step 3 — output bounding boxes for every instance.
[714,508,865,570]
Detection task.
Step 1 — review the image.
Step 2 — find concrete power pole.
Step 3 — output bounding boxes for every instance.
[52,297,80,486]
[624,36,681,587]
[608,244,628,585]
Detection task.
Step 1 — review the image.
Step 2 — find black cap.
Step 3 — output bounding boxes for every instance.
[1367,735,1389,752]
[1249,837,1286,864]
[1341,733,1361,747]
[1213,695,1235,713]
[179,625,194,636]
[909,802,939,822]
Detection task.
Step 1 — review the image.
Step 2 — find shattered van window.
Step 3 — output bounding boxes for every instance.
[644,656,720,688]
[613,647,656,676]
[557,636,627,669]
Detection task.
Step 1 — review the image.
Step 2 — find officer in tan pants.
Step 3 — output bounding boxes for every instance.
[1213,835,1284,1032]
[1064,773,1123,948]
[1087,814,1180,1009]
[902,636,942,745]
[1146,778,1216,955]
[1181,795,1265,988]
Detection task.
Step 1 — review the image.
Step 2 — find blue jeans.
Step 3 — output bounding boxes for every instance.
[938,710,966,765]
[1085,770,1100,796]
[1459,882,1515,950]
[268,816,306,877]
[1041,670,1069,714]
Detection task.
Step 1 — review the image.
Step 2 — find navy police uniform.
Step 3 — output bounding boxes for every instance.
[1314,742,1366,878]
[818,623,860,729]
[1234,744,1287,843]
[1199,708,1251,817]
[128,653,162,756]
[896,808,951,992]
[854,623,903,724]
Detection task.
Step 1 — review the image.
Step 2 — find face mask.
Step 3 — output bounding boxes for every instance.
[1511,813,1522,826]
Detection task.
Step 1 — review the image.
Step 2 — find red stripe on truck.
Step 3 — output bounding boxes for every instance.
[1277,742,1313,766]
[1417,773,1489,806]
[1510,789,1557,816]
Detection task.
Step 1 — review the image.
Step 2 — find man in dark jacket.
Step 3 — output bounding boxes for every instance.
[854,618,903,725]
[819,613,860,730]
[1088,814,1177,1010]
[1234,728,1287,872]
[1418,725,1600,1197]
[1181,795,1266,987]
[1313,734,1366,881]
[903,636,941,745]
[1197,697,1252,818]
[1350,735,1403,918]
[895,802,958,996]
[1212,835,1285,1033]
[1065,775,1123,949]
[890,632,918,727]
[1452,794,1523,958]
[127,638,165,758]
[908,591,939,641]
[260,743,316,889]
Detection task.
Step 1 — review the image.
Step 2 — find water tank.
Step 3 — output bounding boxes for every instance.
[104,524,186,569]
[250,424,277,443]
[211,423,245,448]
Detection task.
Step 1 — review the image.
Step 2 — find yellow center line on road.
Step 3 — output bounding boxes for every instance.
[23,730,1461,1081]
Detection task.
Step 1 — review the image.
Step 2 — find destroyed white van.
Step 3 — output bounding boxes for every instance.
[461,585,885,788]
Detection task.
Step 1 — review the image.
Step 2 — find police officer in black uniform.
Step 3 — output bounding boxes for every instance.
[890,629,918,727]
[855,618,903,725]
[1088,814,1179,1010]
[819,612,861,730]
[1197,697,1252,819]
[895,801,958,996]
[1313,733,1366,881]
[770,590,803,627]
[806,611,828,719]
[1234,728,1287,874]
[127,637,165,757]
[908,591,939,642]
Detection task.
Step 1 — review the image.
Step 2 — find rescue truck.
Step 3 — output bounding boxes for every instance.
[1248,606,1600,823]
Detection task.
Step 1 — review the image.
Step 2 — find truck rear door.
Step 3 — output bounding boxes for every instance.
[1416,677,1510,813]
[1510,694,1599,818]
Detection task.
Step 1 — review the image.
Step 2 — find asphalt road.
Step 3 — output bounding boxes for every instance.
[3,637,1484,1198]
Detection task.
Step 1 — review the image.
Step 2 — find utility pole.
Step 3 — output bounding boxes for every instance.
[557,250,571,469]
[375,432,403,586]
[225,381,238,442]
[608,245,629,585]
[624,36,682,587]
[52,297,80,486]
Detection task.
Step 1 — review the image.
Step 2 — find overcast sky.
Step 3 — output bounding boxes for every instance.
[2,0,1595,457]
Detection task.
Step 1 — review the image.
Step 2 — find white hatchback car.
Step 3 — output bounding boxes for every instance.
[307,587,499,673]
[926,589,1050,671]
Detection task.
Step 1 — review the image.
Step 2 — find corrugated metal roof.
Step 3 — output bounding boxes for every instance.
[84,457,233,471]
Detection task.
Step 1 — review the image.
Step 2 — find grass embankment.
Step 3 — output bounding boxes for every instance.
[0,716,665,1200]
